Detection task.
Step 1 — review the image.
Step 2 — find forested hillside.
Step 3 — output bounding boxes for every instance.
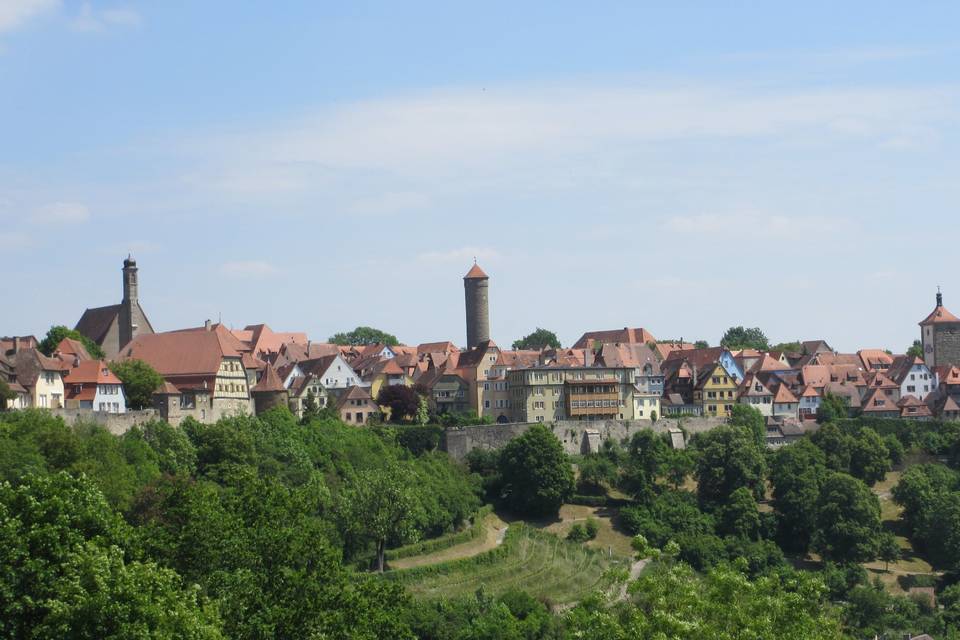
[3,407,960,638]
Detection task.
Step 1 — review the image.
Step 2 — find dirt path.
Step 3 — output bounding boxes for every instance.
[616,558,649,602]
[389,514,508,570]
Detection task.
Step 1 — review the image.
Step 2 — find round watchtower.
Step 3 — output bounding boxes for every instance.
[463,262,490,349]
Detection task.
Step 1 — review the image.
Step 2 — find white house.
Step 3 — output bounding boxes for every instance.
[63,360,127,413]
[737,374,774,417]
[772,384,799,419]
[798,385,820,420]
[887,355,936,402]
[14,349,65,409]
[283,354,363,391]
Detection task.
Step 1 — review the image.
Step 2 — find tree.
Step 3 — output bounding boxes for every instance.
[0,379,15,411]
[376,385,421,423]
[109,359,164,410]
[816,392,849,424]
[720,326,769,351]
[576,456,617,495]
[336,465,423,572]
[664,448,695,489]
[771,341,803,353]
[38,324,105,360]
[729,404,766,449]
[849,427,892,486]
[810,422,853,472]
[511,328,561,351]
[812,472,882,563]
[328,326,399,346]
[907,340,924,359]
[415,395,430,426]
[770,439,827,553]
[695,426,766,508]
[694,340,710,349]
[717,486,760,539]
[498,425,574,517]
[884,434,905,467]
[621,430,669,502]
[302,389,319,422]
[878,531,900,571]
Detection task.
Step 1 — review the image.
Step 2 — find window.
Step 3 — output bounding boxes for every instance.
[712,376,720,384]
[484,400,490,408]
[907,385,916,393]
[707,391,716,399]
[345,412,352,421]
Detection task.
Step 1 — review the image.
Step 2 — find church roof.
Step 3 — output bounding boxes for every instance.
[74,304,121,344]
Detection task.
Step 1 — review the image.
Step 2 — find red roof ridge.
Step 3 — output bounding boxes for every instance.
[464,263,488,279]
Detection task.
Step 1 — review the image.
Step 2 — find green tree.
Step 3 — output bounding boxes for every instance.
[907,339,924,359]
[302,389,319,422]
[695,426,766,508]
[812,472,882,563]
[415,395,430,426]
[693,340,710,349]
[716,486,760,539]
[884,434,906,467]
[810,421,853,471]
[770,439,827,553]
[108,359,164,410]
[771,341,803,353]
[621,430,669,502]
[664,448,695,489]
[849,427,891,486]
[38,324,106,360]
[878,531,900,571]
[329,326,399,346]
[498,424,574,517]
[511,328,561,350]
[337,465,423,571]
[729,403,766,448]
[576,455,617,495]
[816,392,849,424]
[720,326,770,351]
[0,379,15,410]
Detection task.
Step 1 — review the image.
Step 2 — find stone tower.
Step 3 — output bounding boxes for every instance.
[119,255,139,350]
[920,289,960,368]
[464,262,490,348]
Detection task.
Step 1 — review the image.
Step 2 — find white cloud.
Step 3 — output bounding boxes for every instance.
[185,81,957,199]
[661,211,851,238]
[30,201,90,223]
[0,0,57,33]
[71,2,141,32]
[417,246,501,264]
[219,260,281,278]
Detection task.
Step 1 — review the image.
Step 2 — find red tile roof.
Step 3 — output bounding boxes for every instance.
[251,364,286,393]
[572,327,657,350]
[920,303,960,325]
[120,325,242,377]
[773,384,798,403]
[464,263,488,279]
[63,360,122,385]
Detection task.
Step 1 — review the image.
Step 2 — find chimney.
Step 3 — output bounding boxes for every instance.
[205,319,212,331]
[10,336,17,355]
[307,340,312,355]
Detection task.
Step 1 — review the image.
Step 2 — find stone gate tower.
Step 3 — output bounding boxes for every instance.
[464,262,490,348]
[118,255,140,350]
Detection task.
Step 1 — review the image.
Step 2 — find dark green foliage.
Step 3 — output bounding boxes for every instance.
[0,379,15,409]
[719,326,769,351]
[619,490,714,546]
[388,425,444,455]
[810,422,853,471]
[884,433,905,466]
[771,341,803,353]
[694,426,766,508]
[812,473,882,563]
[377,384,421,423]
[693,340,710,349]
[848,427,891,486]
[770,439,827,553]
[512,328,561,350]
[728,403,766,448]
[498,425,574,517]
[109,359,164,410]
[576,455,617,495]
[620,429,669,502]
[907,340,924,359]
[329,326,399,346]
[816,392,849,424]
[716,486,760,539]
[38,324,106,360]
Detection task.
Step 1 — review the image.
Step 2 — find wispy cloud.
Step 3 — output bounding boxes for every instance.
[30,201,90,224]
[71,2,141,33]
[661,211,851,238]
[417,246,501,264]
[0,0,57,34]
[219,260,281,278]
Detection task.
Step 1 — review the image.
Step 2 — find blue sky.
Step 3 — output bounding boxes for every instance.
[2,1,959,352]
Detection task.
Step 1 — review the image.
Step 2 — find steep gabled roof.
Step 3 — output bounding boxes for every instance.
[251,364,286,393]
[120,326,241,377]
[572,327,657,350]
[773,384,798,404]
[55,337,92,362]
[74,304,121,344]
[862,387,899,413]
[597,343,661,373]
[63,360,121,385]
[920,301,960,325]
[886,355,925,384]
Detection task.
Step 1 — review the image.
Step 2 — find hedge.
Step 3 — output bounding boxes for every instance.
[386,505,493,560]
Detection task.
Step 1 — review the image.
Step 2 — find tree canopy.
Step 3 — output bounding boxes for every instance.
[719,326,770,351]
[512,328,561,350]
[109,359,164,410]
[907,339,924,359]
[38,325,105,360]
[498,425,574,517]
[812,472,881,563]
[329,326,399,346]
[377,385,421,423]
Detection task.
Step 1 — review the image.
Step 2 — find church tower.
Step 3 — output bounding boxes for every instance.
[920,289,960,368]
[119,255,140,350]
[464,262,490,349]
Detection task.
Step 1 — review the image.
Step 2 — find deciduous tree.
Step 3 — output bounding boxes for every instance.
[720,326,770,351]
[328,326,399,346]
[498,425,574,517]
[812,472,881,563]
[38,324,105,359]
[377,385,421,423]
[511,328,561,350]
[695,426,766,508]
[109,359,163,410]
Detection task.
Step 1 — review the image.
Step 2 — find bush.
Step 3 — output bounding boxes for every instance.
[567,523,589,542]
[584,517,599,540]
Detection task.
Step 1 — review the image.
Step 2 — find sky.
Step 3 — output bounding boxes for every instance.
[2,1,959,352]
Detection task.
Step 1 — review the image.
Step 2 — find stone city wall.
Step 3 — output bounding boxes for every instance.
[442,416,727,460]
[51,408,159,435]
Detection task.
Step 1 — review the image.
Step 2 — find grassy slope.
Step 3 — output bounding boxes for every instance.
[391,523,624,604]
[389,511,508,570]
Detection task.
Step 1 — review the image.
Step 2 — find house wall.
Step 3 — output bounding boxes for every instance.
[773,402,798,419]
[739,394,774,416]
[901,363,936,400]
[92,383,127,413]
[320,356,361,389]
[31,370,65,409]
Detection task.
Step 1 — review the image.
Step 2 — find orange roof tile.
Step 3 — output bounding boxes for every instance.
[773,384,798,403]
[464,263,488,279]
[920,302,960,325]
[251,363,286,393]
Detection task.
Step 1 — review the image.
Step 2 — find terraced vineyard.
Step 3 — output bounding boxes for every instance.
[388,523,624,604]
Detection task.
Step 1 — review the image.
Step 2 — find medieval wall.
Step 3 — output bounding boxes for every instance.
[52,408,159,434]
[935,325,960,367]
[442,416,727,460]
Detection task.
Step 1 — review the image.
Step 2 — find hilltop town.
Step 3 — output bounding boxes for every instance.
[3,256,958,445]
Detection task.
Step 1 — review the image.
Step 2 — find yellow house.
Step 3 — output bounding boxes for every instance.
[693,362,739,417]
